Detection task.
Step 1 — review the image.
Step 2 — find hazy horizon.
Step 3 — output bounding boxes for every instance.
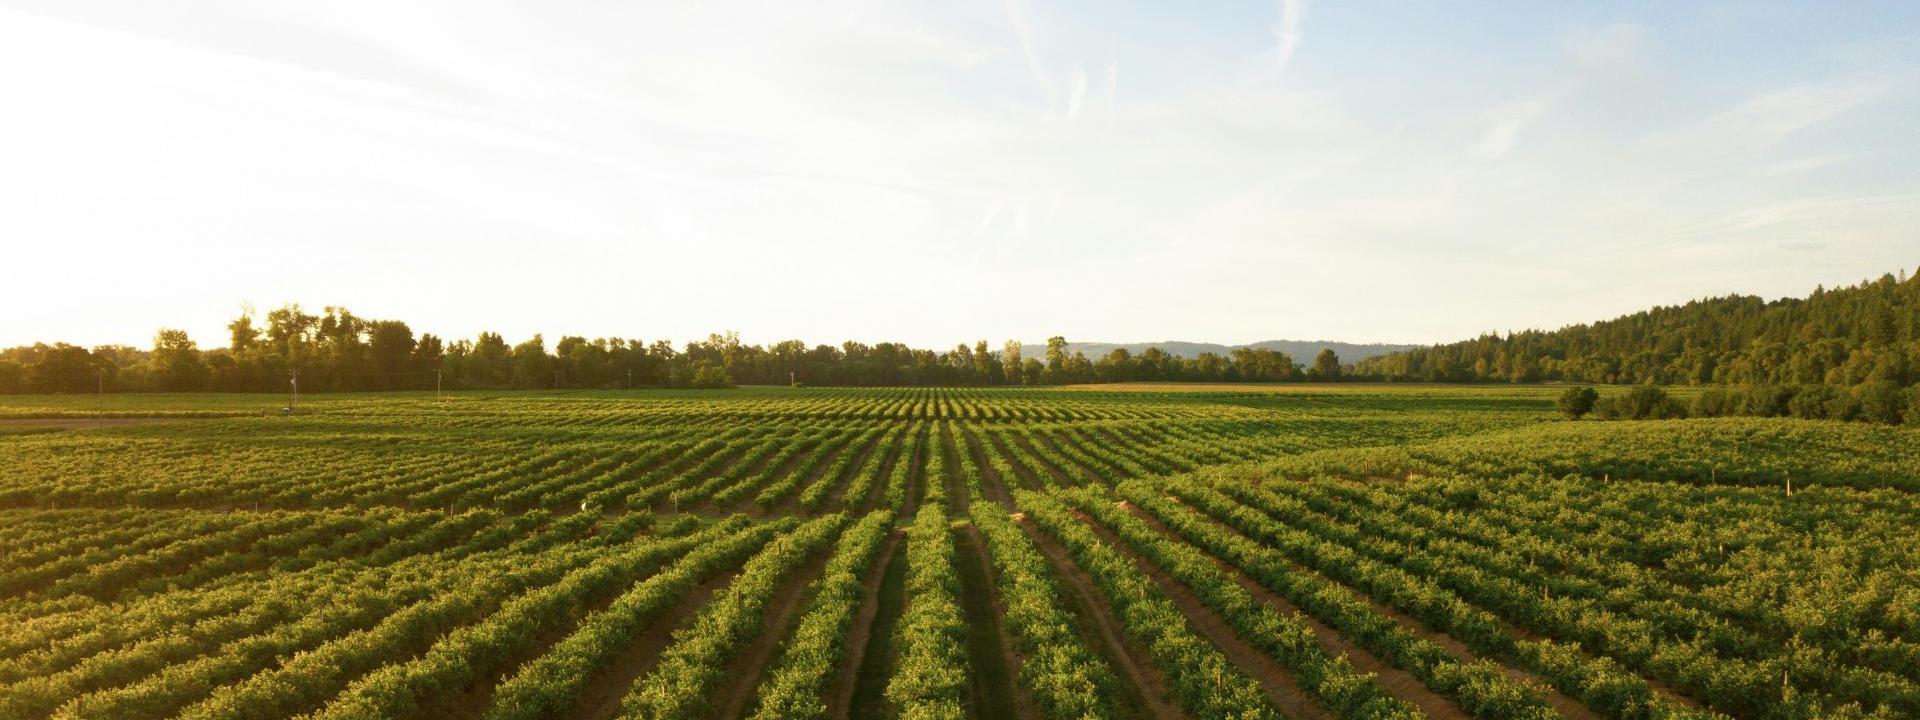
[4,1,1918,350]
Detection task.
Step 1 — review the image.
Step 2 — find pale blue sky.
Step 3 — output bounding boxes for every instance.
[2,1,1917,349]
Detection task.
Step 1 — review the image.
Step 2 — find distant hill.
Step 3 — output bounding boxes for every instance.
[1019,340,1418,363]
[1354,269,1919,385]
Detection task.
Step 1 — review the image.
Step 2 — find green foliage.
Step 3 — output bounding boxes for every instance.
[884,504,968,719]
[1556,386,1598,419]
[1357,269,1920,386]
[2,386,1915,720]
[747,509,894,720]
[971,507,1116,719]
[1594,385,1686,420]
[619,514,846,719]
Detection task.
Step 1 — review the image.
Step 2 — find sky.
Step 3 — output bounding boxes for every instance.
[3,1,1918,350]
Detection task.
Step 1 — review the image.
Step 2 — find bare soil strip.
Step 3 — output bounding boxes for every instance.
[821,427,888,511]
[952,523,1040,720]
[859,430,911,512]
[573,569,740,720]
[832,529,905,719]
[1013,515,1187,720]
[959,426,1019,510]
[710,549,835,720]
[1125,501,1472,720]
[442,552,692,719]
[1013,431,1099,485]
[899,424,930,518]
[765,435,860,517]
[1070,508,1335,720]
[939,424,971,517]
[687,439,803,515]
[983,431,1048,492]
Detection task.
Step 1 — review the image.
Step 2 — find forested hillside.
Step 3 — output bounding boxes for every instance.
[1357,270,1920,386]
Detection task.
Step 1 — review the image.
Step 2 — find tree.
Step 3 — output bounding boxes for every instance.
[1308,348,1342,381]
[469,332,511,388]
[511,335,552,388]
[227,309,259,353]
[973,340,998,384]
[1002,341,1024,385]
[366,320,416,390]
[691,363,734,389]
[149,329,209,391]
[1556,386,1599,420]
[1043,337,1068,382]
[0,360,24,394]
[1856,381,1905,424]
[1021,358,1044,385]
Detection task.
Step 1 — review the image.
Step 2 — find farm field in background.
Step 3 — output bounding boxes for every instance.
[1,385,1916,720]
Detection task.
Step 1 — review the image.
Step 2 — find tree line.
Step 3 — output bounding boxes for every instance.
[0,305,1352,394]
[1356,269,1920,388]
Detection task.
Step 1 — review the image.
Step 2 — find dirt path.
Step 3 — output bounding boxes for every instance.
[573,570,740,720]
[952,523,1039,720]
[940,424,971,517]
[1030,430,1119,483]
[899,424,930,518]
[958,426,1019,511]
[766,433,865,517]
[686,439,800,515]
[709,549,835,719]
[984,431,1049,492]
[1010,431,1095,486]
[1123,501,1471,720]
[441,554,688,719]
[1071,508,1334,720]
[820,428,887,511]
[1322,486,1705,713]
[831,529,905,719]
[1013,515,1186,720]
[646,443,753,515]
[859,430,911,513]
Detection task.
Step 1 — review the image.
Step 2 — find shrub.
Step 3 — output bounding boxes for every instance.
[1555,386,1599,420]
[1738,385,1795,417]
[1597,386,1684,420]
[1789,385,1839,420]
[1691,387,1734,417]
[1856,381,1905,424]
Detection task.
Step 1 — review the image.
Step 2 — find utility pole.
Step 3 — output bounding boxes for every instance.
[288,368,299,414]
[435,368,443,401]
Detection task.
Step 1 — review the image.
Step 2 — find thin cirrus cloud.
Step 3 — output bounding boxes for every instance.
[0,0,1917,351]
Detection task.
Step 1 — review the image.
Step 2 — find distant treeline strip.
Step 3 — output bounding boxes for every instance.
[0,309,1346,394]
[1357,269,1920,388]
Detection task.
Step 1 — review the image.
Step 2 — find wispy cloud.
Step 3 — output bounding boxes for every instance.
[1705,78,1891,146]
[1564,22,1644,70]
[1472,92,1559,161]
[1270,0,1306,76]
[1004,0,1055,105]
[1066,64,1088,121]
[1103,39,1118,127]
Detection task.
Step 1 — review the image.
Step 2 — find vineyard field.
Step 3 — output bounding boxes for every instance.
[1,385,1915,720]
